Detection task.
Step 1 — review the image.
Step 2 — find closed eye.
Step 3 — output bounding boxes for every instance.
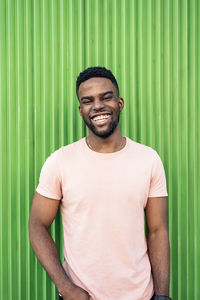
[103,96,113,101]
[82,99,92,104]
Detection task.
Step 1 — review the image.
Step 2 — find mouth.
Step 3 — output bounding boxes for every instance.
[90,113,111,126]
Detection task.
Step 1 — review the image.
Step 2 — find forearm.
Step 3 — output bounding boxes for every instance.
[29,222,74,296]
[147,229,170,296]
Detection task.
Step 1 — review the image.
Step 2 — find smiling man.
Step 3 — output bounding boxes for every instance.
[29,67,171,300]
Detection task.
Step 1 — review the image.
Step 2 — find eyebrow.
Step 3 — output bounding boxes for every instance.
[102,91,114,96]
[80,91,114,101]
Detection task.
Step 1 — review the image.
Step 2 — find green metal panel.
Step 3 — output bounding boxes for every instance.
[0,0,199,299]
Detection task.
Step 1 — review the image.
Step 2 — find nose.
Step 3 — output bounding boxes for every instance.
[93,98,104,110]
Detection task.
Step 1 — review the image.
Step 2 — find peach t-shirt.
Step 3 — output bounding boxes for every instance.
[36,137,168,300]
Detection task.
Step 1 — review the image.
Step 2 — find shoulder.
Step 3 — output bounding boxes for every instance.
[127,137,159,160]
[127,139,167,188]
[61,138,84,154]
[39,139,84,178]
[48,138,84,162]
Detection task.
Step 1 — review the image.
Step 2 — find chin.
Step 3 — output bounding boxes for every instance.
[84,117,119,138]
[91,126,117,138]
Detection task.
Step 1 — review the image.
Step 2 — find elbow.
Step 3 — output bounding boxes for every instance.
[148,226,169,240]
[28,215,35,245]
[28,214,49,237]
[28,215,43,245]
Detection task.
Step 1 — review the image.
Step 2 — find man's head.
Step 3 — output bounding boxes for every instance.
[76,67,124,138]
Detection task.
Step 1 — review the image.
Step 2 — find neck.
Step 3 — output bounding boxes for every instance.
[86,126,125,153]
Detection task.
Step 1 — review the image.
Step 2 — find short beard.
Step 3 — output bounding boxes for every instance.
[83,113,120,138]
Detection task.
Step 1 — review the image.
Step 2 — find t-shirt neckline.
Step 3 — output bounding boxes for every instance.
[82,136,130,159]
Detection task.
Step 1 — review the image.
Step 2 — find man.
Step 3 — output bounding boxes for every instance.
[29,67,171,300]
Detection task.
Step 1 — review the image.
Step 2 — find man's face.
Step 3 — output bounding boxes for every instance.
[78,77,124,138]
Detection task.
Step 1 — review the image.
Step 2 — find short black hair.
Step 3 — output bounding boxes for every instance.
[76,66,119,97]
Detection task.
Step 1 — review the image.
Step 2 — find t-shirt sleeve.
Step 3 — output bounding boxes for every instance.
[148,152,168,198]
[36,152,62,200]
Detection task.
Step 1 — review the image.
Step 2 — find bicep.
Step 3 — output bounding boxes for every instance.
[29,191,60,229]
[145,197,168,233]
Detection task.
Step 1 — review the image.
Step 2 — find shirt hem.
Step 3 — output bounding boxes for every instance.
[36,187,61,200]
[148,193,168,198]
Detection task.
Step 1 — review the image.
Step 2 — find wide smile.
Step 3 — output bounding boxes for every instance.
[90,114,111,126]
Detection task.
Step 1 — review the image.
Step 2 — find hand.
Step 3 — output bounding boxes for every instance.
[62,285,90,300]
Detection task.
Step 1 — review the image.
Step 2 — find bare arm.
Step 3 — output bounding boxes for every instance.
[145,197,170,296]
[29,192,89,299]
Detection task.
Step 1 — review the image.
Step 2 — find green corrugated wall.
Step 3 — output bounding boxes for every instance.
[0,0,199,299]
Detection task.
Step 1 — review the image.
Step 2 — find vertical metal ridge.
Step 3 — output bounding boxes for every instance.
[103,0,108,66]
[163,1,172,291]
[58,0,64,147]
[6,0,12,299]
[0,0,6,298]
[24,0,31,298]
[196,2,200,300]
[193,0,198,295]
[195,3,200,299]
[177,1,182,298]
[137,0,144,144]
[142,0,148,145]
[94,0,99,64]
[129,0,136,140]
[111,0,117,74]
[149,0,155,148]
[145,0,152,146]
[120,0,126,134]
[180,1,189,298]
[0,10,2,299]
[50,0,55,153]
[170,0,179,298]
[49,5,56,296]
[41,1,46,297]
[158,0,162,154]
[16,1,21,299]
[71,0,79,142]
[76,0,85,140]
[188,0,197,298]
[85,0,90,67]
[33,1,38,298]
[65,0,73,144]
[154,0,161,151]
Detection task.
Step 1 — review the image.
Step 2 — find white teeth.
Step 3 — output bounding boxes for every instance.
[93,114,110,121]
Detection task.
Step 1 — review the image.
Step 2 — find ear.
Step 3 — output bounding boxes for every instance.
[119,97,124,112]
[79,105,82,116]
